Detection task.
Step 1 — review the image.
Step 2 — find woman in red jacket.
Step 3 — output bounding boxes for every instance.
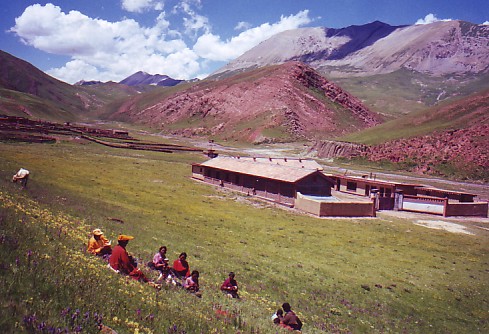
[171,252,190,279]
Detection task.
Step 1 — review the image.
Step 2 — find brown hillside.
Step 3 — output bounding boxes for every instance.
[365,124,489,179]
[312,89,489,181]
[112,62,381,143]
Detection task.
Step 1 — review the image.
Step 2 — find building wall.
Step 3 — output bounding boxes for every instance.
[336,178,396,197]
[445,202,488,217]
[296,173,332,196]
[192,165,205,181]
[403,199,446,215]
[295,193,375,217]
[192,165,298,206]
[331,176,419,198]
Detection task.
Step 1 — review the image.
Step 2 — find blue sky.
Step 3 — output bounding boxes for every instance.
[1,0,488,84]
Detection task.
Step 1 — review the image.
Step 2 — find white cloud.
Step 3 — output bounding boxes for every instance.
[193,10,311,61]
[173,0,210,37]
[482,21,489,25]
[234,21,252,31]
[415,13,453,25]
[47,59,104,84]
[10,3,197,83]
[121,0,163,13]
[10,4,311,84]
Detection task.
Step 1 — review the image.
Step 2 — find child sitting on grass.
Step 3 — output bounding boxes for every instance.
[184,270,201,297]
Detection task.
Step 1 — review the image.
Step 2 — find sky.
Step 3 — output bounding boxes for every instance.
[1,1,488,84]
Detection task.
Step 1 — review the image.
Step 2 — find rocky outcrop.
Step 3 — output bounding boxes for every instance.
[364,124,489,177]
[311,140,368,158]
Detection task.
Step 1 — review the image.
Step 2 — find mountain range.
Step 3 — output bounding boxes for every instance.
[119,71,186,87]
[75,71,186,87]
[214,20,489,117]
[214,20,489,77]
[0,20,488,180]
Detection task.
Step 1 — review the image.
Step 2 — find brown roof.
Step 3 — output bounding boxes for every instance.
[236,156,323,170]
[198,156,325,183]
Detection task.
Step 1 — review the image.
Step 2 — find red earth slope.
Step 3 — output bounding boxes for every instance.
[113,62,381,143]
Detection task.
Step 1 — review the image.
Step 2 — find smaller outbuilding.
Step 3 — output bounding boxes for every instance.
[329,173,488,217]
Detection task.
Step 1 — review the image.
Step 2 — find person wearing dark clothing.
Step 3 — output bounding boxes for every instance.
[281,302,302,331]
[220,272,239,298]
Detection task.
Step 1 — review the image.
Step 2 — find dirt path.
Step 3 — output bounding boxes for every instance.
[378,210,489,236]
[148,133,489,201]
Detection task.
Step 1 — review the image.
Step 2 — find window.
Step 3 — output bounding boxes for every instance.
[347,181,357,191]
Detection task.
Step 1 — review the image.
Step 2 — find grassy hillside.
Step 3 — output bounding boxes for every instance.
[0,88,80,122]
[338,88,489,145]
[0,139,488,333]
[0,50,141,123]
[333,70,489,120]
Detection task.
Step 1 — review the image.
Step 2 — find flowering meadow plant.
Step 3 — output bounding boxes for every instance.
[1,142,488,333]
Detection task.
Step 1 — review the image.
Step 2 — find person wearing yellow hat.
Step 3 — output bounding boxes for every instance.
[109,234,148,282]
[87,229,112,256]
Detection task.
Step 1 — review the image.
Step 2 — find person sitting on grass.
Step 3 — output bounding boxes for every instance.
[172,252,190,279]
[87,229,112,258]
[109,234,148,282]
[220,272,239,298]
[150,246,174,283]
[271,308,284,325]
[184,270,201,297]
[152,246,168,271]
[281,302,302,331]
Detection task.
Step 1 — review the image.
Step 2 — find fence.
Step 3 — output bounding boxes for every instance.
[402,195,446,215]
[402,195,488,217]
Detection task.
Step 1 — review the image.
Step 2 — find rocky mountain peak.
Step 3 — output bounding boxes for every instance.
[119,71,182,87]
[213,20,489,78]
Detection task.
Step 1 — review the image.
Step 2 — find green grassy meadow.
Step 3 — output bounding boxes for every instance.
[1,139,488,333]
